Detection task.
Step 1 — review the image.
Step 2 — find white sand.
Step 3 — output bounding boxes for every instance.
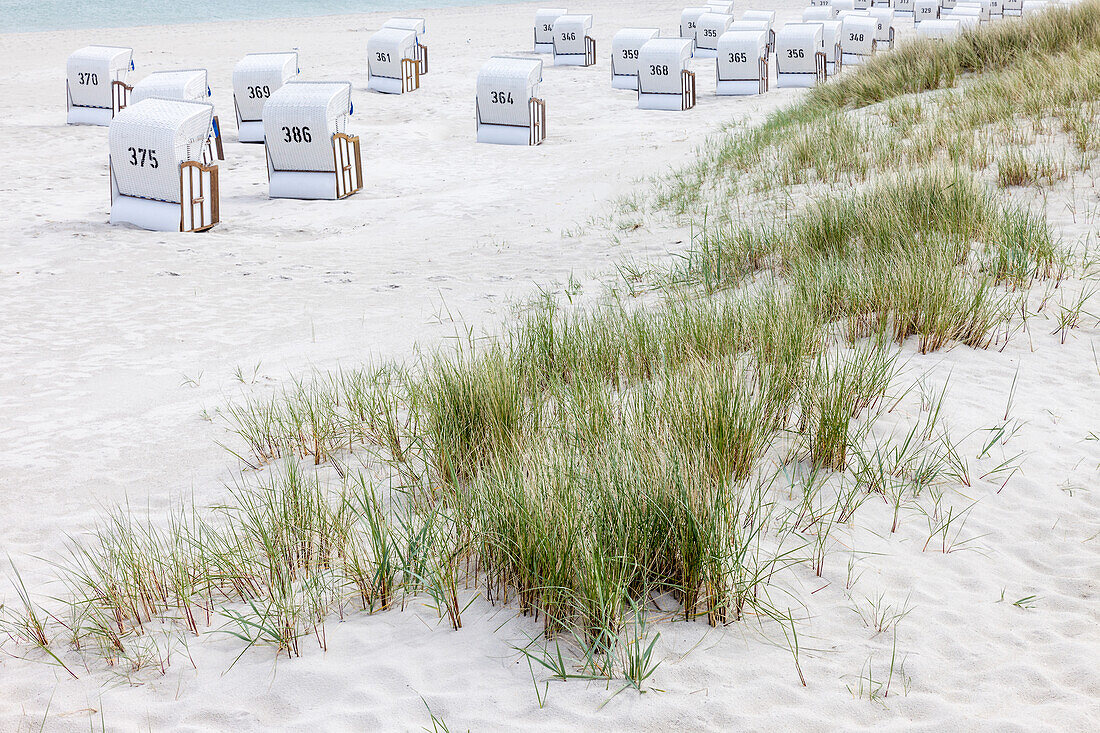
[1,1,1099,729]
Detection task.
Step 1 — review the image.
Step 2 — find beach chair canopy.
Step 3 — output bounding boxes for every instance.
[131,69,210,106]
[775,22,824,86]
[611,28,661,88]
[696,12,734,54]
[232,52,298,124]
[476,57,542,127]
[535,8,568,50]
[916,18,963,38]
[706,1,735,13]
[383,17,427,39]
[741,10,776,28]
[67,45,133,112]
[263,81,352,174]
[841,15,878,57]
[866,7,894,44]
[637,37,693,94]
[109,98,212,204]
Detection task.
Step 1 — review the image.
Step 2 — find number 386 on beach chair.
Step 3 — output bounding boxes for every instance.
[262,81,363,200]
[67,46,134,125]
[476,57,546,146]
[108,99,219,232]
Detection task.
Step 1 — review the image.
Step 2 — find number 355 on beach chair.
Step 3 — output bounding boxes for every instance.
[476,57,546,146]
[108,99,219,232]
[66,45,134,125]
[263,81,363,200]
[232,52,300,143]
[367,28,422,94]
[129,69,224,161]
[637,38,696,111]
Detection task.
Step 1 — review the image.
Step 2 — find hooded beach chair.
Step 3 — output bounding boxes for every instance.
[916,18,964,38]
[775,23,826,87]
[535,8,568,53]
[553,14,596,66]
[611,28,661,90]
[129,69,223,160]
[866,8,896,50]
[108,98,218,232]
[367,27,421,93]
[716,29,769,96]
[840,15,878,65]
[637,38,696,111]
[67,45,134,125]
[741,10,777,54]
[914,0,941,23]
[803,6,839,21]
[476,57,546,145]
[383,18,428,73]
[262,81,362,200]
[695,12,734,58]
[232,52,299,143]
[681,7,711,52]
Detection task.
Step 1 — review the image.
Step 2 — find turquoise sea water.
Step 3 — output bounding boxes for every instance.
[0,0,526,32]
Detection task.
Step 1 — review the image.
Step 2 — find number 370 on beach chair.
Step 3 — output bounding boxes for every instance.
[262,81,363,200]
[108,99,219,232]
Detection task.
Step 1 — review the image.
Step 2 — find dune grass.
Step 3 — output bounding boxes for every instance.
[0,5,1091,694]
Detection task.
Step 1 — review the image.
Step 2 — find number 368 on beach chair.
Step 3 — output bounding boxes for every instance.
[108,99,219,232]
[67,45,134,125]
[637,38,696,111]
[262,81,363,200]
[476,57,546,146]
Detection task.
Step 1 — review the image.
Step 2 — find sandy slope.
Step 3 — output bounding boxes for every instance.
[1,1,1098,730]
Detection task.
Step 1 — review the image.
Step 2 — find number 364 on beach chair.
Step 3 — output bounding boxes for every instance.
[262,81,363,200]
[108,99,219,232]
[476,57,546,146]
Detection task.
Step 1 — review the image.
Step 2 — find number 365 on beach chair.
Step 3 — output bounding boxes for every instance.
[108,99,219,232]
[67,46,134,125]
[476,57,546,146]
[262,81,362,200]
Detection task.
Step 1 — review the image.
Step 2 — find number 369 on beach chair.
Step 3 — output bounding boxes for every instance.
[262,81,363,200]
[476,57,546,146]
[67,45,134,125]
[232,52,300,143]
[108,99,219,232]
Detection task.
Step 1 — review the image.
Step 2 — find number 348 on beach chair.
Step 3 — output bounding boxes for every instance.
[262,81,363,200]
[108,99,219,232]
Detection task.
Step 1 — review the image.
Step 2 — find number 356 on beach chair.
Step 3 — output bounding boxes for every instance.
[775,23,828,88]
[67,46,134,125]
[263,81,362,200]
[108,99,219,232]
[476,57,546,146]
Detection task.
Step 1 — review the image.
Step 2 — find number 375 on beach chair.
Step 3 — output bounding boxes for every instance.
[262,81,363,200]
[108,99,219,232]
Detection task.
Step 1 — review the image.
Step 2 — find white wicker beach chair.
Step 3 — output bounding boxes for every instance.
[914,0,941,23]
[894,0,916,15]
[803,6,839,21]
[716,29,769,96]
[637,38,696,111]
[535,8,568,53]
[383,18,428,74]
[129,69,223,161]
[866,7,896,50]
[1003,0,1024,17]
[916,18,964,39]
[695,13,734,58]
[232,52,299,144]
[611,28,661,90]
[262,81,362,200]
[108,98,218,232]
[806,19,844,76]
[775,23,826,87]
[740,10,777,54]
[367,27,421,94]
[476,57,546,145]
[67,45,134,125]
[841,15,879,65]
[833,0,857,12]
[681,7,711,52]
[706,1,736,13]
[553,14,596,66]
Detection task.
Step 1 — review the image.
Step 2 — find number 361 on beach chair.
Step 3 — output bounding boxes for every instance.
[108,99,219,232]
[476,57,546,146]
[262,81,363,200]
[367,28,422,94]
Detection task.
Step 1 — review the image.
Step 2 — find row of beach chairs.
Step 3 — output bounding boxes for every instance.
[62,2,1063,233]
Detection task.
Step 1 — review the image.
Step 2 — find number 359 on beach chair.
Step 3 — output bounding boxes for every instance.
[476,57,546,146]
[263,81,362,200]
[108,99,219,232]
[66,45,134,125]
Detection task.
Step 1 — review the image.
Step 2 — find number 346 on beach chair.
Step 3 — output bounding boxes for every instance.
[108,99,219,232]
[262,81,363,200]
